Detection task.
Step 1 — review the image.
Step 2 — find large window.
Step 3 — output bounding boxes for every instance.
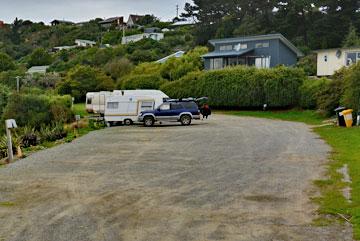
[255,42,270,48]
[107,102,119,109]
[219,45,233,51]
[346,52,359,66]
[210,58,224,70]
[255,56,271,68]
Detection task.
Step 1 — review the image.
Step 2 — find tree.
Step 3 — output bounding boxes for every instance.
[0,52,16,72]
[57,65,114,101]
[137,15,159,26]
[343,24,360,47]
[104,58,134,81]
[28,48,53,67]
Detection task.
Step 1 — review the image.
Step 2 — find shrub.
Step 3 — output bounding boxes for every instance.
[316,79,344,116]
[0,84,10,116]
[299,78,332,109]
[121,73,165,90]
[27,48,53,67]
[18,126,38,148]
[1,93,73,129]
[39,123,67,143]
[0,52,16,72]
[343,62,360,112]
[161,66,306,109]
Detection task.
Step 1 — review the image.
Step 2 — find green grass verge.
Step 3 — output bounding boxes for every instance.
[223,110,326,125]
[226,110,360,239]
[73,103,88,118]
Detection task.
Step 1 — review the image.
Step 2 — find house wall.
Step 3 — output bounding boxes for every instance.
[278,40,298,67]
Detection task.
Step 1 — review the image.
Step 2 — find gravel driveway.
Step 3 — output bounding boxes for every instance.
[0,114,352,241]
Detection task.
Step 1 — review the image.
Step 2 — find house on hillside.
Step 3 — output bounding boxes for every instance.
[202,34,303,70]
[127,15,144,28]
[315,47,360,76]
[27,66,49,75]
[171,18,197,27]
[156,51,185,64]
[75,39,96,47]
[122,33,164,45]
[99,17,125,29]
[51,20,74,26]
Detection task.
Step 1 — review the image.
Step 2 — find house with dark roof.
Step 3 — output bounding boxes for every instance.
[127,15,144,28]
[50,20,74,26]
[99,17,125,29]
[202,34,303,70]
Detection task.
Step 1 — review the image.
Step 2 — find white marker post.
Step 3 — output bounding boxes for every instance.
[5,119,17,162]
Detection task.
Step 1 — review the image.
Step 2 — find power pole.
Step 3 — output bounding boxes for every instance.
[176,4,179,18]
[16,76,20,93]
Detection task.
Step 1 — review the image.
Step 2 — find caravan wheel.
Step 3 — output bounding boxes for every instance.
[124,119,133,126]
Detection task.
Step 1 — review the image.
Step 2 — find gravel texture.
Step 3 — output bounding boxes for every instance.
[0,114,352,241]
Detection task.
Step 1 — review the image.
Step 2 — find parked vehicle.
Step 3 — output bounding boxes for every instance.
[138,100,201,127]
[86,90,169,115]
[104,91,169,126]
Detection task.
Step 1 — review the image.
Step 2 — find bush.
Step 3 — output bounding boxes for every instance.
[0,84,10,116]
[316,78,344,116]
[27,48,53,67]
[121,73,165,90]
[299,78,332,109]
[343,62,360,112]
[161,66,306,108]
[1,93,73,129]
[0,52,16,72]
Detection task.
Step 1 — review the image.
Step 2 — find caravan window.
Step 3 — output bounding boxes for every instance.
[107,102,119,109]
[141,101,154,108]
[86,98,92,105]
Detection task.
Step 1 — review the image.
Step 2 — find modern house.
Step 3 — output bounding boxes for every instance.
[315,47,360,76]
[127,15,144,28]
[99,17,125,29]
[202,33,303,70]
[75,39,96,47]
[50,20,74,26]
[122,33,164,45]
[156,51,185,64]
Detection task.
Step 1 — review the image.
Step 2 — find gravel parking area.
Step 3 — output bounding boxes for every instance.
[0,114,352,241]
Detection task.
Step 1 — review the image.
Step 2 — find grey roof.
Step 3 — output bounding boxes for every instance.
[75,39,96,44]
[202,48,254,58]
[209,33,303,57]
[156,51,185,63]
[27,66,49,74]
[99,17,124,24]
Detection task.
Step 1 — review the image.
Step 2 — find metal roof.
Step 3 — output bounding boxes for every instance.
[156,51,185,63]
[202,48,254,58]
[27,66,49,74]
[209,33,303,57]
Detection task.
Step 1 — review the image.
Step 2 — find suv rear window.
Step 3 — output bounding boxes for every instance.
[182,101,198,109]
[171,103,183,110]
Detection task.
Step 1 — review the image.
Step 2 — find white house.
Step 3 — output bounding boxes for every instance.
[122,33,164,45]
[315,47,360,76]
[75,39,96,47]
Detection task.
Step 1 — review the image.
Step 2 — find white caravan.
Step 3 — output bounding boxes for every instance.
[104,93,168,125]
[86,90,168,115]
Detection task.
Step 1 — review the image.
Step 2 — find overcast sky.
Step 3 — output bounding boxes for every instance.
[0,0,190,24]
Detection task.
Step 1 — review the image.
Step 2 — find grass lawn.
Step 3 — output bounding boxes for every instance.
[73,103,88,118]
[226,110,360,239]
[223,110,326,125]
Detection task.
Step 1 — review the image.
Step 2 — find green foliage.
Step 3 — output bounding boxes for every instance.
[316,78,344,117]
[0,52,16,72]
[27,48,53,67]
[122,73,165,90]
[296,54,317,76]
[162,66,306,108]
[343,62,360,111]
[1,93,73,129]
[0,84,10,117]
[57,65,115,101]
[342,24,360,48]
[104,58,134,81]
[299,78,332,109]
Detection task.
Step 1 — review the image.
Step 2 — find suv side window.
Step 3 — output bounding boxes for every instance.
[159,103,170,111]
[182,101,198,109]
[171,103,183,110]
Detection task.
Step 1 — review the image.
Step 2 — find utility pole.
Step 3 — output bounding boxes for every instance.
[16,76,20,93]
[176,4,179,18]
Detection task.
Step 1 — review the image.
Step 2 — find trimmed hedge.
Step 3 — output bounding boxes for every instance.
[161,66,306,108]
[299,78,332,109]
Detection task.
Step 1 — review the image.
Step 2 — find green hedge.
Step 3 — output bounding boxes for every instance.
[299,78,332,109]
[161,66,306,108]
[121,73,165,90]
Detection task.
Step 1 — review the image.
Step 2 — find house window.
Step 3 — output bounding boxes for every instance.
[346,52,357,66]
[141,101,154,110]
[210,58,223,69]
[255,42,270,48]
[255,56,271,68]
[220,45,233,51]
[234,43,248,51]
[107,102,119,109]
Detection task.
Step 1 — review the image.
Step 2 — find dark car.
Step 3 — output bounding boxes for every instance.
[138,100,201,127]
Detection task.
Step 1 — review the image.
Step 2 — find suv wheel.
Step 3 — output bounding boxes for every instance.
[180,115,192,126]
[124,119,133,126]
[144,116,154,127]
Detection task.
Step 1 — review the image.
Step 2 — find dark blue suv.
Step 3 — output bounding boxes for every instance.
[138,100,200,127]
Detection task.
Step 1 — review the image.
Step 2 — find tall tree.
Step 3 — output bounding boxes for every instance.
[343,23,360,47]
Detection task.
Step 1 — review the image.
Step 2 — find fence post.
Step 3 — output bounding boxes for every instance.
[5,119,17,163]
